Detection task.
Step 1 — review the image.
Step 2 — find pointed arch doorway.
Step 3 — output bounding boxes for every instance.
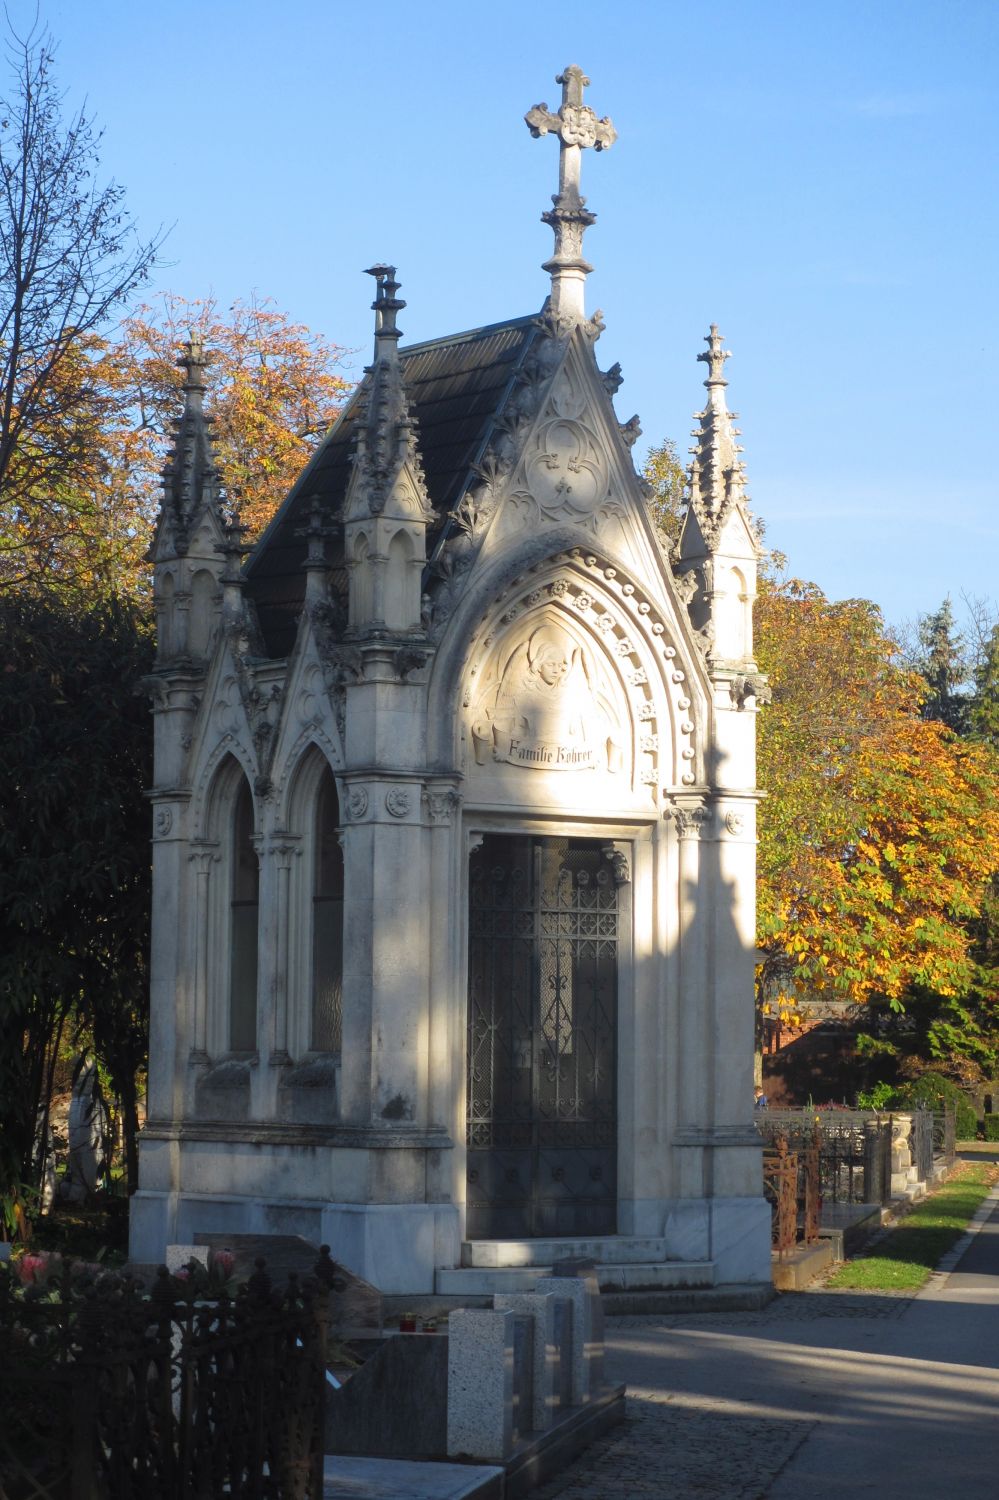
[466,833,619,1239]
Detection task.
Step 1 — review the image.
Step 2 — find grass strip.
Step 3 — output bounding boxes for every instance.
[824,1162,998,1292]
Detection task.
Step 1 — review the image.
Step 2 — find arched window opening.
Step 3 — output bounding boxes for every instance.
[385,528,414,630]
[229,778,259,1051]
[312,768,344,1051]
[188,568,217,658]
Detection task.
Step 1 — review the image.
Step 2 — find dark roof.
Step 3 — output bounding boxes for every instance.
[245,312,540,656]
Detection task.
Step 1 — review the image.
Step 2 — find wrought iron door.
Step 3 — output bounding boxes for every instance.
[466,835,618,1238]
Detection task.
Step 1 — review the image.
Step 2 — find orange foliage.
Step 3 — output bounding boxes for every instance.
[0,295,352,597]
[756,578,999,1009]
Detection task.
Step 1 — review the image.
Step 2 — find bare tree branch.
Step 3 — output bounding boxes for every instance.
[0,21,165,586]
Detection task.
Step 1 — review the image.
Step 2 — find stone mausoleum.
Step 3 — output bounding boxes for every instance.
[130,67,772,1293]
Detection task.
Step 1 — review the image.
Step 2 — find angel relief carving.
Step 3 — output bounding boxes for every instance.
[469,616,624,774]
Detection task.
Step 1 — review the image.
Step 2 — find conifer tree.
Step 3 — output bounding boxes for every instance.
[916,596,969,732]
[970,623,999,749]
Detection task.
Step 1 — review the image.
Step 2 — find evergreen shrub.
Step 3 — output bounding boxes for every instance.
[894,1072,978,1140]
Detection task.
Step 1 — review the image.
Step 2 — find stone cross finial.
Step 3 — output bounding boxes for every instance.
[178,333,206,392]
[525,66,616,324]
[295,496,338,601]
[698,325,730,387]
[365,264,405,360]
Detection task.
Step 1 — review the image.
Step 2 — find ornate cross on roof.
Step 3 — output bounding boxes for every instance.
[525,66,616,325]
[698,325,731,387]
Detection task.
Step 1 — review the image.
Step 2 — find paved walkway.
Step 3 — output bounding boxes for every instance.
[535,1178,999,1499]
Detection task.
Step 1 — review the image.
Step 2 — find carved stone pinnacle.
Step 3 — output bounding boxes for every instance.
[698,325,730,386]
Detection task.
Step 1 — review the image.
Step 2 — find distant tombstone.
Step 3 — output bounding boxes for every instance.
[62,1061,107,1202]
[165,1244,210,1273]
[34,1114,57,1213]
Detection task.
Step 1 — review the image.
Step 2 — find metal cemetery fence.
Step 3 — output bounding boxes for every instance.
[931,1104,957,1167]
[760,1111,894,1208]
[0,1255,330,1500]
[761,1128,821,1259]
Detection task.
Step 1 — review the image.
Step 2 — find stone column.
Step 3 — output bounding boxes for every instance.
[424,785,461,1128]
[338,789,375,1123]
[187,843,220,1067]
[673,798,711,1200]
[338,778,431,1126]
[256,834,300,1114]
[146,803,192,1118]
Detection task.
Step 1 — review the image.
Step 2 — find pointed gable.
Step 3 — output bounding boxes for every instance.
[243,313,541,655]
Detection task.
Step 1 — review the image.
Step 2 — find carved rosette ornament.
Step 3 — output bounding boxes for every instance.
[725,811,746,837]
[384,788,412,819]
[345,787,369,821]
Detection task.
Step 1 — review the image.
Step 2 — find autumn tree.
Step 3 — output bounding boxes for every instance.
[0,24,162,592]
[642,437,687,549]
[641,442,999,1065]
[112,294,352,547]
[755,577,999,1061]
[1,295,352,597]
[0,298,350,1226]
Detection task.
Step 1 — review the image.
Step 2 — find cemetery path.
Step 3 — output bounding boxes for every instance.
[534,1182,999,1500]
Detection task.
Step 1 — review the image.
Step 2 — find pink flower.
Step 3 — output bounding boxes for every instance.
[173,1267,190,1281]
[17,1252,49,1285]
[211,1249,235,1278]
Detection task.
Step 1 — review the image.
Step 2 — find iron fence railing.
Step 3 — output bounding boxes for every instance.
[759,1111,894,1206]
[0,1253,331,1500]
[761,1127,822,1257]
[910,1108,934,1183]
[932,1103,957,1164]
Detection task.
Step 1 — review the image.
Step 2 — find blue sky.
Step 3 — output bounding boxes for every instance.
[7,0,998,632]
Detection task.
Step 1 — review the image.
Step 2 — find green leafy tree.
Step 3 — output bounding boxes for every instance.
[970,622,999,749]
[0,593,152,1226]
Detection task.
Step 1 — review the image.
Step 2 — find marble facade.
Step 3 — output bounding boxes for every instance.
[129,66,772,1292]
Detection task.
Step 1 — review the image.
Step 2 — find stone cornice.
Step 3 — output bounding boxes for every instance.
[141,1119,453,1151]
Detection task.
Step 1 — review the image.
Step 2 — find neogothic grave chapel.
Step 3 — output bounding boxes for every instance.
[130,67,773,1293]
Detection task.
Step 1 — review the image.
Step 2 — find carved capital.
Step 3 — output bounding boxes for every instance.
[730,672,772,709]
[137,674,170,709]
[670,803,711,840]
[393,647,428,681]
[423,787,461,826]
[188,843,221,870]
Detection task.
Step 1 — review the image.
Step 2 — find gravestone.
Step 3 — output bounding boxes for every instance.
[325,1334,448,1458]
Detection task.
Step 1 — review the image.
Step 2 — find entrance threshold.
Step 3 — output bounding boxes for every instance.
[461,1235,673,1267]
[439,1246,716,1296]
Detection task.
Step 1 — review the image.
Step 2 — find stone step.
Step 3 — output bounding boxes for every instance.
[436,1261,716,1295]
[461,1235,668,1268]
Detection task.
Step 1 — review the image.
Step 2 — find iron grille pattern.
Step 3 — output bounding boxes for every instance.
[0,1258,326,1499]
[467,835,618,1238]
